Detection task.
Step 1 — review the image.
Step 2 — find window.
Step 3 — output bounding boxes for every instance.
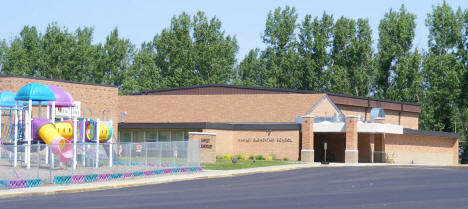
[146,131,158,142]
[172,130,184,141]
[120,132,132,142]
[159,130,170,142]
[134,131,145,142]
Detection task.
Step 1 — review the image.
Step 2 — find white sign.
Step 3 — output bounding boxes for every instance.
[55,101,81,117]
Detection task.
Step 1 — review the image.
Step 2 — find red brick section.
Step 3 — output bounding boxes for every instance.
[0,77,119,139]
[345,116,358,150]
[345,116,358,163]
[301,115,314,162]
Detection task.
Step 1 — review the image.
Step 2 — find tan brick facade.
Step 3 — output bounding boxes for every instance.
[385,134,458,165]
[188,132,216,163]
[345,116,358,163]
[301,116,314,162]
[204,129,299,161]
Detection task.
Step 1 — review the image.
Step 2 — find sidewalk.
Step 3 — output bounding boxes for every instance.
[0,162,461,198]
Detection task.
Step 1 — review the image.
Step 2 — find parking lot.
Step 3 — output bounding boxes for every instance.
[1,166,468,209]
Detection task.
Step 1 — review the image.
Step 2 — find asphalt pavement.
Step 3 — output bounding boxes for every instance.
[1,166,467,209]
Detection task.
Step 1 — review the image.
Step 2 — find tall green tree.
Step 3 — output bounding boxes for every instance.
[153,11,238,87]
[297,13,334,91]
[40,23,78,80]
[1,26,42,76]
[386,50,423,102]
[328,17,373,96]
[101,28,134,87]
[121,42,161,94]
[235,48,268,86]
[262,6,300,88]
[375,5,417,98]
[420,2,465,134]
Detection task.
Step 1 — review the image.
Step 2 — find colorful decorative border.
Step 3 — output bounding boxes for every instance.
[53,166,203,184]
[0,166,202,189]
[0,179,42,189]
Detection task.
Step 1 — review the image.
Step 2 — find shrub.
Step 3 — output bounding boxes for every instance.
[237,154,247,160]
[222,154,232,160]
[265,156,273,161]
[249,155,256,160]
[270,154,276,160]
[216,155,223,159]
[256,155,264,160]
[283,158,288,161]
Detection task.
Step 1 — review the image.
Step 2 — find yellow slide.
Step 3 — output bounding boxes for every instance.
[33,119,73,162]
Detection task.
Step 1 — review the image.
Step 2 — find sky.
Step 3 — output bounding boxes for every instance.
[1,0,466,60]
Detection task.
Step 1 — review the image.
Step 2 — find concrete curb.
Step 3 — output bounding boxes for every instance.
[0,163,465,198]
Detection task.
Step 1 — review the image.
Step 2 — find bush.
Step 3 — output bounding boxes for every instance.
[249,155,256,160]
[270,154,276,160]
[216,155,223,159]
[222,154,232,160]
[283,158,288,161]
[265,156,273,161]
[256,155,264,160]
[237,154,247,160]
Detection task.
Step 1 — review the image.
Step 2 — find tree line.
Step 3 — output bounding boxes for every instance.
[0,3,467,153]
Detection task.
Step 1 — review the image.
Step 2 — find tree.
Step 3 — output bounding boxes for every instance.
[262,6,300,88]
[375,5,417,98]
[328,17,373,96]
[386,50,423,102]
[121,42,161,94]
[1,26,42,76]
[101,28,134,87]
[297,13,334,91]
[235,48,267,86]
[420,2,465,133]
[153,11,238,87]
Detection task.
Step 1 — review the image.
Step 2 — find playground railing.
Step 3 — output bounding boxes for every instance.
[0,141,201,189]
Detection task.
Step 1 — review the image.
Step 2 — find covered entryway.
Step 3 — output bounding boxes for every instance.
[314,133,345,162]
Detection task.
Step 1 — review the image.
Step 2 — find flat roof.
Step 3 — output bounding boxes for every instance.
[119,122,301,130]
[403,128,459,139]
[131,84,420,107]
[0,74,117,88]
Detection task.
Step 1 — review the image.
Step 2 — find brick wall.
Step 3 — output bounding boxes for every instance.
[119,94,325,123]
[0,76,119,140]
[202,129,299,161]
[385,134,458,165]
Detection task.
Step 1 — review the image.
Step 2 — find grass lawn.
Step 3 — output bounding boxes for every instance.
[202,159,300,170]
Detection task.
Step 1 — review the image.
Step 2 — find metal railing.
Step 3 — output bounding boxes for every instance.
[0,141,200,188]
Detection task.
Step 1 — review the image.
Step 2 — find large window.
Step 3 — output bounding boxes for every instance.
[120,132,132,142]
[133,131,145,142]
[159,130,170,142]
[172,130,184,141]
[119,129,201,143]
[146,131,158,142]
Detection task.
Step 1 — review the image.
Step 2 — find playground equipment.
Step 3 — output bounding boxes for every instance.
[0,83,114,169]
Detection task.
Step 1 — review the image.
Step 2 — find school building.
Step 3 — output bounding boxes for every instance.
[0,75,459,165]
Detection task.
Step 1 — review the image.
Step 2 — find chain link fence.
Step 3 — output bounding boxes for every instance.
[0,141,200,189]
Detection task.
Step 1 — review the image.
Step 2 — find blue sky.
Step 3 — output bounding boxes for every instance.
[1,0,466,60]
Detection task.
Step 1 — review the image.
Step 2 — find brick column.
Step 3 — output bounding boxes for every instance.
[301,115,314,162]
[369,134,375,163]
[373,133,386,163]
[188,132,216,163]
[345,116,358,163]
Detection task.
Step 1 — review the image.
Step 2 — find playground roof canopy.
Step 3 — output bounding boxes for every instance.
[48,85,74,107]
[15,83,56,101]
[0,91,18,107]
